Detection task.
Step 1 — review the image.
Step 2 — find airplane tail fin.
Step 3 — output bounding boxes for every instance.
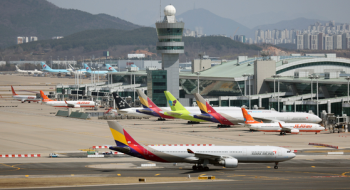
[84,64,91,72]
[106,64,117,72]
[194,93,217,114]
[40,90,53,102]
[164,91,186,111]
[107,121,139,148]
[15,66,20,71]
[68,64,75,71]
[112,92,131,110]
[41,62,51,70]
[11,86,18,96]
[136,89,160,109]
[241,108,260,124]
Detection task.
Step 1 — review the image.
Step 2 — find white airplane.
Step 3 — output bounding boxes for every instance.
[107,121,296,170]
[193,93,322,126]
[241,108,325,135]
[67,64,86,75]
[10,86,41,103]
[40,90,96,108]
[15,66,43,75]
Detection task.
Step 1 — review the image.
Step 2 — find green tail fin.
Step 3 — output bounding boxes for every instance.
[164,91,186,111]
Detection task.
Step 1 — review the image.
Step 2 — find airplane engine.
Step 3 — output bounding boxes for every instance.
[74,105,81,108]
[217,158,238,168]
[291,129,299,134]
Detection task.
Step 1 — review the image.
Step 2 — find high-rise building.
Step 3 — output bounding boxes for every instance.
[297,35,304,49]
[324,35,333,50]
[318,33,324,50]
[303,34,310,49]
[333,34,342,49]
[30,36,38,42]
[155,5,184,100]
[310,34,318,50]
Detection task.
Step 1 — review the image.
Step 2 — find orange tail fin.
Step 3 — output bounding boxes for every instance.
[11,86,18,96]
[40,90,53,102]
[241,108,261,124]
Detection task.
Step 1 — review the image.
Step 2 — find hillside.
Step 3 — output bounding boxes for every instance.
[4,27,262,61]
[177,8,252,37]
[0,0,140,48]
[253,17,326,31]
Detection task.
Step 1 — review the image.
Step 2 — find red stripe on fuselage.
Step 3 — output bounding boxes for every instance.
[147,97,174,119]
[123,129,168,162]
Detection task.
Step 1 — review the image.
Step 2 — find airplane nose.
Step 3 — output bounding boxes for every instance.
[316,117,322,123]
[291,153,296,158]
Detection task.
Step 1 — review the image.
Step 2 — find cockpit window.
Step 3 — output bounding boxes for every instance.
[287,151,291,153]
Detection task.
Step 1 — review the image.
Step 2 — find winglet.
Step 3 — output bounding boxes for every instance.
[11,86,18,96]
[187,149,194,154]
[65,100,68,104]
[278,122,283,128]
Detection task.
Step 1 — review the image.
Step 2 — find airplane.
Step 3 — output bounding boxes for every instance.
[136,89,244,122]
[67,64,86,75]
[10,86,41,103]
[84,64,108,76]
[241,108,325,135]
[15,66,43,75]
[40,90,96,108]
[163,91,207,123]
[193,93,322,127]
[105,64,118,73]
[107,120,296,170]
[112,92,151,118]
[40,62,70,74]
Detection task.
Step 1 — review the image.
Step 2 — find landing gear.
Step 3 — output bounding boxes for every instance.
[274,162,279,169]
[198,165,203,170]
[188,121,200,124]
[157,118,165,121]
[204,166,209,171]
[315,132,317,134]
[280,132,286,135]
[192,165,197,170]
[218,124,230,128]
[192,164,209,170]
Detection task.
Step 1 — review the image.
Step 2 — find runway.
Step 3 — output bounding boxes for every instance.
[0,159,349,189]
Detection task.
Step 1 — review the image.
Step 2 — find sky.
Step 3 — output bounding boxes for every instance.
[47,0,350,28]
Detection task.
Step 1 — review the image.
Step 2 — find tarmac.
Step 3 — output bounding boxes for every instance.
[0,74,349,189]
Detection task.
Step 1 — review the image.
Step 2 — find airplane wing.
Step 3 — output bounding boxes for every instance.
[278,122,299,134]
[187,149,233,160]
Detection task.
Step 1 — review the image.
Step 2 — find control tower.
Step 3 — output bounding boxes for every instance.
[155,5,184,99]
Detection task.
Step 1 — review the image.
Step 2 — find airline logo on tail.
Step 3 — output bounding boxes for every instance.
[241,108,262,124]
[84,64,90,71]
[168,100,177,106]
[40,90,53,102]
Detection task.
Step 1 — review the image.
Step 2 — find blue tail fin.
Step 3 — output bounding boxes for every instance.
[84,64,91,72]
[41,62,52,70]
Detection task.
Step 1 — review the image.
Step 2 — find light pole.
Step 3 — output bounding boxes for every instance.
[196,72,200,94]
[272,75,281,111]
[57,56,59,69]
[346,76,350,104]
[50,56,52,68]
[308,75,315,101]
[315,75,320,116]
[243,74,252,109]
[242,74,247,96]
[118,57,120,72]
[65,56,67,69]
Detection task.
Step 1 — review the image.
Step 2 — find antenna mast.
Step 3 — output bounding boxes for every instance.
[160,0,161,22]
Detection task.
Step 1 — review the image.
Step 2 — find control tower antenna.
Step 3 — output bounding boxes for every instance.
[159,0,161,22]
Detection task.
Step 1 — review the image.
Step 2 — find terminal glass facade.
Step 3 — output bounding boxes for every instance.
[156,46,184,50]
[277,61,350,74]
[147,70,167,107]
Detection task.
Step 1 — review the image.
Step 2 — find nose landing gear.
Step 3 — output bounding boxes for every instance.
[274,162,279,169]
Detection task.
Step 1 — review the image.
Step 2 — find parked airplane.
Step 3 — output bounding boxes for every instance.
[40,62,69,74]
[112,92,150,118]
[84,64,108,76]
[67,64,86,75]
[105,64,118,73]
[15,66,42,75]
[136,89,243,121]
[107,121,296,170]
[10,86,41,103]
[40,90,96,108]
[193,93,322,126]
[163,91,207,123]
[241,108,324,135]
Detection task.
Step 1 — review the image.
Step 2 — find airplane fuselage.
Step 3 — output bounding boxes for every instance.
[43,101,95,108]
[247,123,325,133]
[13,95,41,103]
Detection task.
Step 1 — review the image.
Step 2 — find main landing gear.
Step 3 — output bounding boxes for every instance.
[274,162,279,169]
[280,132,286,135]
[192,164,209,171]
[188,121,200,124]
[157,118,166,121]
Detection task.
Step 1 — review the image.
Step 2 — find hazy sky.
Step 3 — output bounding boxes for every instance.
[47,0,350,28]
